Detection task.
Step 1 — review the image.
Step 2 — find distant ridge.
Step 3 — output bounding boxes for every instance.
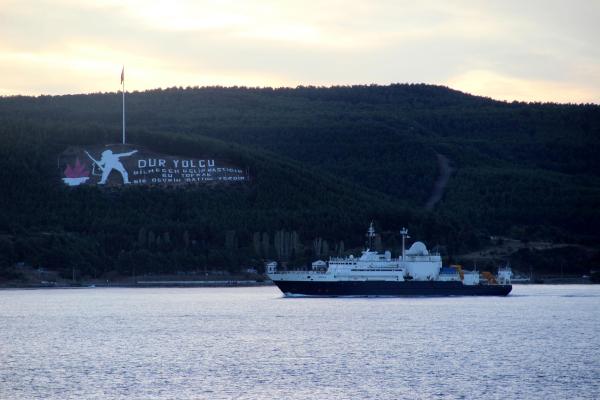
[0,83,599,278]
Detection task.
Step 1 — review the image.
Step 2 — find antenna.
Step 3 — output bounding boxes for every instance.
[366,221,376,249]
[121,65,126,144]
[400,227,409,261]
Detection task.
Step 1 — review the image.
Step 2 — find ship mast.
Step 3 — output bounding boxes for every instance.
[366,222,376,250]
[400,227,409,261]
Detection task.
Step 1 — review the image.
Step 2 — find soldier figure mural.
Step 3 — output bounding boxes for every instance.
[59,144,249,187]
[85,149,138,184]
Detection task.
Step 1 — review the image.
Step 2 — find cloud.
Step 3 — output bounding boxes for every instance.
[0,44,292,95]
[447,70,598,104]
[0,0,598,102]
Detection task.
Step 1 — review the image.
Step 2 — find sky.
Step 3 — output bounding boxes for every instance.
[0,0,599,103]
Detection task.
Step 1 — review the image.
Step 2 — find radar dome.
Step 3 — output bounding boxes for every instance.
[406,241,429,256]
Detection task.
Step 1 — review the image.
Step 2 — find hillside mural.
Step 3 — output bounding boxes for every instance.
[59,144,249,186]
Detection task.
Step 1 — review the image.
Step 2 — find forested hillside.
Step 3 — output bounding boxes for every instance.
[1,84,599,280]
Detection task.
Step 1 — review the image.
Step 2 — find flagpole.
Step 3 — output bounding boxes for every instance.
[122,66,125,144]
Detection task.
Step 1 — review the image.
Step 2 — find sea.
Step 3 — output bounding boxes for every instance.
[1,285,599,400]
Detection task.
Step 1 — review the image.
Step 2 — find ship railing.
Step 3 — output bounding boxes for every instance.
[329,255,441,262]
[402,255,441,262]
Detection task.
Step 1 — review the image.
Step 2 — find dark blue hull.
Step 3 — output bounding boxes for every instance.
[273,280,512,297]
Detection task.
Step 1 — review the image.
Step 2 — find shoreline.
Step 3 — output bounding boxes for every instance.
[0,280,274,290]
[1,281,597,290]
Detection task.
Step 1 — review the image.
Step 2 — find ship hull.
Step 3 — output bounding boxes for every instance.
[272,280,512,297]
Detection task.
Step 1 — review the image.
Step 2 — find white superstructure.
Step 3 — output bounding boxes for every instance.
[497,265,513,285]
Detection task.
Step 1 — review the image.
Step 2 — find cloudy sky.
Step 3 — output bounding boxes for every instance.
[1,0,598,102]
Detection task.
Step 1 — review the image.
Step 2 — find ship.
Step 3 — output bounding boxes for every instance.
[266,223,512,297]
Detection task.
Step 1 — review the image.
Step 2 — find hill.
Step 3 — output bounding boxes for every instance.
[0,84,599,281]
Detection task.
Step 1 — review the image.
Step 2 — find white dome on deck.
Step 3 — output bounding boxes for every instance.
[406,241,429,256]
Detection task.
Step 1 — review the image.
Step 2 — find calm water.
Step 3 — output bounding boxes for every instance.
[1,285,599,399]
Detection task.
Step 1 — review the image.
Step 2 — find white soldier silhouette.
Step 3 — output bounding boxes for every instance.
[86,149,138,184]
